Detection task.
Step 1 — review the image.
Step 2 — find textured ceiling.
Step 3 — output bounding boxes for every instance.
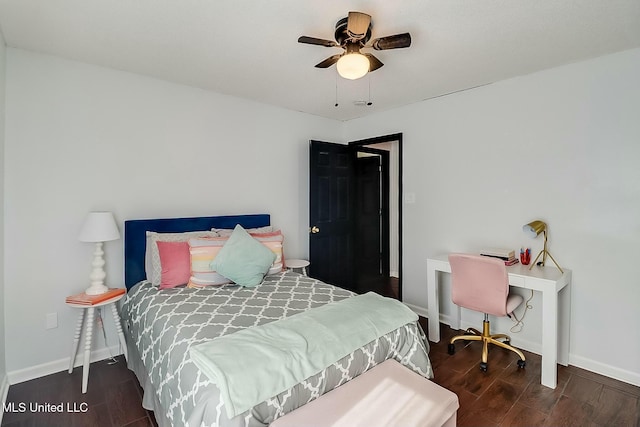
[1,0,639,121]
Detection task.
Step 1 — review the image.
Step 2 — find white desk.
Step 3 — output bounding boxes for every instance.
[427,254,571,389]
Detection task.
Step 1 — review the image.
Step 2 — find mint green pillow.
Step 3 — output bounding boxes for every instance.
[211,224,276,287]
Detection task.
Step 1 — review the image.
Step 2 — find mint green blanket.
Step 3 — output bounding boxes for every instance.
[189,292,418,418]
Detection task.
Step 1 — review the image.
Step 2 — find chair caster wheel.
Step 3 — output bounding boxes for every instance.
[517,359,526,369]
[480,362,488,372]
[448,343,455,355]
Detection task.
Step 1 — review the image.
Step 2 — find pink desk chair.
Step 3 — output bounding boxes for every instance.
[447,253,526,372]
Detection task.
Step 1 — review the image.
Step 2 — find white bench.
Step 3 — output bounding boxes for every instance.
[271,359,459,427]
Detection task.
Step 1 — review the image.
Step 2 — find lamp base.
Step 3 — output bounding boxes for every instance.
[85,284,109,295]
[529,249,564,273]
[85,242,109,295]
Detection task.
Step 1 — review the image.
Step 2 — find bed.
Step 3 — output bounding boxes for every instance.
[120,214,433,427]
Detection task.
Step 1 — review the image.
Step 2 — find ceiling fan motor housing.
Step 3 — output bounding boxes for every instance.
[334,17,372,46]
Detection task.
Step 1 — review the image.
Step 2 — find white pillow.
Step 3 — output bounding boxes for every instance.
[211,226,274,237]
[145,230,218,287]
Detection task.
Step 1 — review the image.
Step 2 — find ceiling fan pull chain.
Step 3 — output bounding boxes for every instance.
[335,72,339,107]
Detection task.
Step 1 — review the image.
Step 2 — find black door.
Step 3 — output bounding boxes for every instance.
[354,149,390,294]
[308,141,356,291]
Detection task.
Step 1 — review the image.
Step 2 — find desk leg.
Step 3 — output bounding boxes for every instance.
[558,284,571,366]
[111,302,128,361]
[541,289,559,389]
[427,263,441,342]
[82,307,95,394]
[68,309,85,373]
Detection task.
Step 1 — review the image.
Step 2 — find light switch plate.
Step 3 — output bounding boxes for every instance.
[404,192,416,204]
[46,312,58,329]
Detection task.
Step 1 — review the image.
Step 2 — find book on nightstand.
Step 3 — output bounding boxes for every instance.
[65,288,125,305]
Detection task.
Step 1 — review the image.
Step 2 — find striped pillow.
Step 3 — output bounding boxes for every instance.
[251,231,285,274]
[187,237,232,288]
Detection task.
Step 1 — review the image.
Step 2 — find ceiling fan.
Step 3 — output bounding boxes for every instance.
[298,11,412,80]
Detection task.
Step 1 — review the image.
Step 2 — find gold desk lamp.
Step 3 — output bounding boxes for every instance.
[522,220,563,273]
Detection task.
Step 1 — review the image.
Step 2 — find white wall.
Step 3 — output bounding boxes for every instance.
[3,45,639,388]
[0,29,7,398]
[344,48,640,386]
[3,48,344,378]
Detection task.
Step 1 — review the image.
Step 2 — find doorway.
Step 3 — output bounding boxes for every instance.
[350,134,402,300]
[308,133,402,300]
[353,147,390,295]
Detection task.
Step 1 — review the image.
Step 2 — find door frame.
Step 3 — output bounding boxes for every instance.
[349,133,403,301]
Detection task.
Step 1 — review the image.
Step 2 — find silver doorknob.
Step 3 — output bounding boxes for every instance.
[310,226,320,234]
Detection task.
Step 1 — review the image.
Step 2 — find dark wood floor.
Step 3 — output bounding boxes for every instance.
[380,275,400,299]
[4,325,639,427]
[3,281,639,427]
[1,356,157,427]
[424,320,640,427]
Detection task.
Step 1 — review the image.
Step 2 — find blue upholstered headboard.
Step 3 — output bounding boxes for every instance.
[124,214,271,289]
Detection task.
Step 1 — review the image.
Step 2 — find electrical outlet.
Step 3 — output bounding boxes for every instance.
[46,312,58,330]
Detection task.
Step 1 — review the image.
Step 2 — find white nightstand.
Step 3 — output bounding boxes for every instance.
[285,259,310,276]
[66,291,128,393]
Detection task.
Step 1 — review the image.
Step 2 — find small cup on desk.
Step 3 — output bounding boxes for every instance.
[520,248,531,265]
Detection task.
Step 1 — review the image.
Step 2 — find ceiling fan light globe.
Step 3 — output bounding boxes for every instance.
[336,53,369,80]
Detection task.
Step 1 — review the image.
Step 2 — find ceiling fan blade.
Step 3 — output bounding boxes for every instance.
[298,36,338,48]
[364,53,384,72]
[315,54,341,68]
[371,33,412,50]
[347,11,371,39]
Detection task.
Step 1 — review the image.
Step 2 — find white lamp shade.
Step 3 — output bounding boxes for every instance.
[336,53,370,80]
[78,212,120,242]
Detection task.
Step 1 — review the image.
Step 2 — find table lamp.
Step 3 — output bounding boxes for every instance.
[78,211,121,295]
[522,220,563,273]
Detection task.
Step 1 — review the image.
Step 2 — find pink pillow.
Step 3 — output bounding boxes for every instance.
[157,241,191,289]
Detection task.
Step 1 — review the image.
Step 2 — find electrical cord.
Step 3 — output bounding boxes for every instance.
[97,308,119,365]
[510,290,534,333]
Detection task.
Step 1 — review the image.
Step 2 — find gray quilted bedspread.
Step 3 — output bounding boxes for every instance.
[121,271,433,427]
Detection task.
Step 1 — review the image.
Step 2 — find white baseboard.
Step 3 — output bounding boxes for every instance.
[405,303,428,318]
[405,303,639,387]
[570,354,640,387]
[0,372,9,425]
[390,271,399,278]
[7,345,122,386]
